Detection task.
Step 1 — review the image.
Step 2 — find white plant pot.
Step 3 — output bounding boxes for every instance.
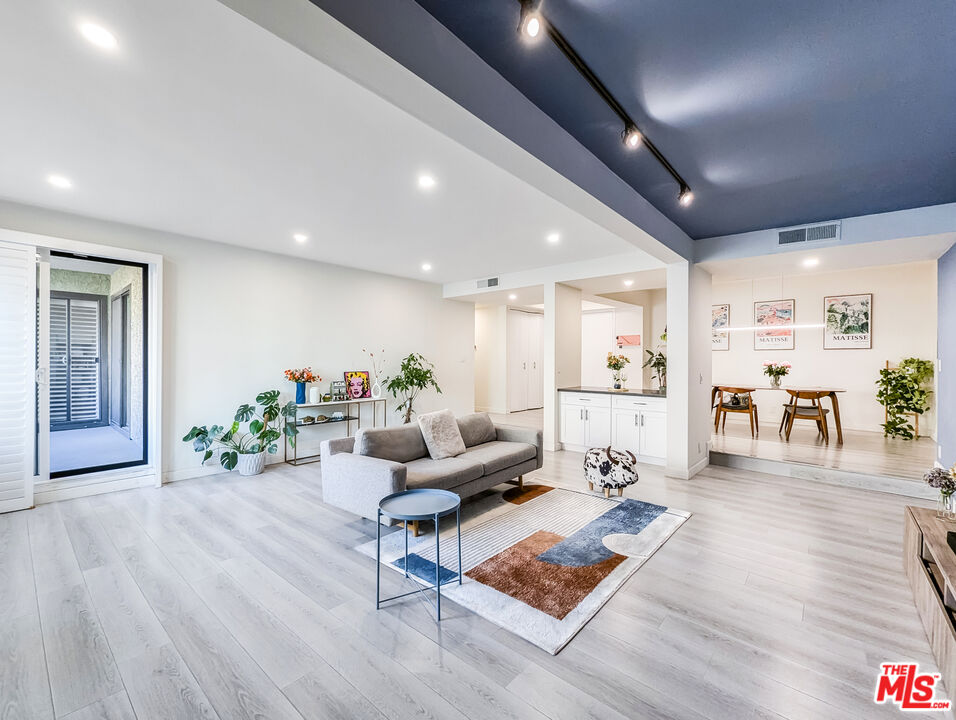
[236,451,265,476]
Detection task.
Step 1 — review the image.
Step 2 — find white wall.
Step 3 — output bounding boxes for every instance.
[474,305,507,413]
[712,261,938,434]
[0,200,475,480]
[602,288,666,386]
[543,282,582,451]
[580,306,644,387]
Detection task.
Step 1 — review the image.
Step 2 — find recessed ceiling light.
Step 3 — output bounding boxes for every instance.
[417,174,436,191]
[623,279,634,287]
[47,174,72,189]
[293,233,308,243]
[79,22,118,50]
[508,294,517,301]
[421,262,432,272]
[546,232,560,244]
[803,257,819,268]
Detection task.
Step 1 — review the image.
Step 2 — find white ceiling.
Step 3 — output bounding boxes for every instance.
[699,234,956,282]
[0,0,638,284]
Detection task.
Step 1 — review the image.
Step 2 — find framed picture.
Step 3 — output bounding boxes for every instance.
[824,293,872,349]
[712,304,730,351]
[753,299,795,350]
[344,370,371,399]
[329,380,347,400]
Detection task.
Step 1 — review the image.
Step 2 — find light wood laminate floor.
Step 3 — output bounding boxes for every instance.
[0,453,946,719]
[711,414,937,481]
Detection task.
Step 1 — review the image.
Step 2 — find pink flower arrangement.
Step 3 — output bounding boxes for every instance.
[762,361,791,379]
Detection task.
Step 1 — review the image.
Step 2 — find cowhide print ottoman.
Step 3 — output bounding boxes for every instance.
[584,446,639,498]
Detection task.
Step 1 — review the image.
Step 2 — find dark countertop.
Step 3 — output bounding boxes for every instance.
[558,386,667,398]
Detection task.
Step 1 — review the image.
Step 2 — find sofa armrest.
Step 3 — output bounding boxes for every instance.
[320,445,406,524]
[495,424,544,469]
[322,436,355,457]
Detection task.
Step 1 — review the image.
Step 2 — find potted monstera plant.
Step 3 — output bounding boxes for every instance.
[183,390,298,476]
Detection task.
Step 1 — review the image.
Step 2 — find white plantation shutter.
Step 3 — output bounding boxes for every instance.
[49,297,68,423]
[68,299,100,421]
[0,241,36,512]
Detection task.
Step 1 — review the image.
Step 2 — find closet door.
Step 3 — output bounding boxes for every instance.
[527,313,544,409]
[0,241,37,513]
[507,310,530,412]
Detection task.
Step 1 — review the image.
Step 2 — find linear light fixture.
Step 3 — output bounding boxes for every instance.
[516,0,692,206]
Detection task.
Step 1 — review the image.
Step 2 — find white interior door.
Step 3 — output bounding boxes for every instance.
[507,310,530,412]
[527,313,544,409]
[0,241,40,513]
[581,311,615,387]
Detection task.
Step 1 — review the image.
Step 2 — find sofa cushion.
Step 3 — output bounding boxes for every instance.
[354,424,427,463]
[405,456,483,490]
[457,412,497,448]
[460,441,536,476]
[418,409,467,460]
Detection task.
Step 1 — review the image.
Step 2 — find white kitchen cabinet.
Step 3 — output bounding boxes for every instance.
[560,390,666,465]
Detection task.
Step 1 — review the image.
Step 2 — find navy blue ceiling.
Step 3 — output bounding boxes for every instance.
[392,0,956,239]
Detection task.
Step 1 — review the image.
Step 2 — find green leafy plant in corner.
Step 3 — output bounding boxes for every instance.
[643,348,667,390]
[384,353,442,424]
[182,390,298,470]
[876,358,934,439]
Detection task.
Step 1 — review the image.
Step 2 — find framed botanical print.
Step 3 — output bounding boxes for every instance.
[712,304,730,351]
[824,293,872,349]
[753,299,795,350]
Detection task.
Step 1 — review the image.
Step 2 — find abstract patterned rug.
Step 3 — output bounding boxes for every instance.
[355,485,690,653]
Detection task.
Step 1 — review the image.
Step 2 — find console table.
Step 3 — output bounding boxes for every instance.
[284,397,386,466]
[903,506,956,696]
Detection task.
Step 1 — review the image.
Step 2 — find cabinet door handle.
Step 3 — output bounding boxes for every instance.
[579,409,583,420]
[523,362,526,370]
[634,414,638,426]
[585,409,589,421]
[641,415,645,427]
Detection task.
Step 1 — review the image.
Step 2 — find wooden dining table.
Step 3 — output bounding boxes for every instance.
[711,384,847,444]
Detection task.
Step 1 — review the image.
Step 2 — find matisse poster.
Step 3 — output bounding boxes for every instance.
[824,293,871,349]
[753,299,794,350]
[712,304,730,351]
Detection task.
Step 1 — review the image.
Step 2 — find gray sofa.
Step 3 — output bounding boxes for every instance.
[320,412,543,531]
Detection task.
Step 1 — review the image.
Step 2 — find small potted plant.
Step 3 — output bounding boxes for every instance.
[284,367,321,405]
[606,352,631,390]
[183,390,299,476]
[762,361,791,388]
[384,353,441,423]
[642,349,667,391]
[925,466,956,520]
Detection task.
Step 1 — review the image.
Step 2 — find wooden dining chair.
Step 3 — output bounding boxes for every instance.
[713,386,759,437]
[780,390,831,443]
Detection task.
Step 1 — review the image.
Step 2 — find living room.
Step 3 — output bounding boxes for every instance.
[1,1,955,719]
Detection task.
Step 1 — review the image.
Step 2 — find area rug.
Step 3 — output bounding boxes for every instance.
[355,484,690,654]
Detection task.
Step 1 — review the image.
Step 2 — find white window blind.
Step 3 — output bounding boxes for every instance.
[49,296,102,425]
[0,241,36,512]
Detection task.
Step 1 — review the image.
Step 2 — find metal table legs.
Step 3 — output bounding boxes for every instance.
[375,507,462,621]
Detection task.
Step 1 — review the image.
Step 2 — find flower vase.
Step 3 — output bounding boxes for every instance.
[771,376,782,388]
[938,492,956,521]
[611,371,623,390]
[309,386,320,404]
[295,382,306,404]
[371,379,382,399]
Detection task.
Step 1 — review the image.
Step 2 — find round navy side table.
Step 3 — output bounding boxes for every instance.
[376,488,462,621]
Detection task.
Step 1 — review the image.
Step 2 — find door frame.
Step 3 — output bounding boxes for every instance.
[50,290,109,431]
[109,285,131,436]
[0,228,164,495]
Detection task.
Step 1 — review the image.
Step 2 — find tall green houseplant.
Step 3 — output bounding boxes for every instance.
[385,353,442,424]
[876,358,934,439]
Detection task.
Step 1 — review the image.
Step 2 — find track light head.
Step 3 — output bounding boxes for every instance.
[622,125,642,149]
[518,0,543,39]
[678,185,694,207]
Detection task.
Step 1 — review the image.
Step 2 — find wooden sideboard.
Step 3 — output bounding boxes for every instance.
[904,506,956,696]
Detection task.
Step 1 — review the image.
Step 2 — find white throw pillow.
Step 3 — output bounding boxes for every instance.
[418,409,466,460]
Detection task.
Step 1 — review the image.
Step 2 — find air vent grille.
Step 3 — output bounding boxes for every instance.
[778,229,806,245]
[476,277,499,289]
[778,222,841,245]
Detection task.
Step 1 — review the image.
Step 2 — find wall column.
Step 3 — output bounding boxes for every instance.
[665,261,712,478]
[543,282,582,452]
